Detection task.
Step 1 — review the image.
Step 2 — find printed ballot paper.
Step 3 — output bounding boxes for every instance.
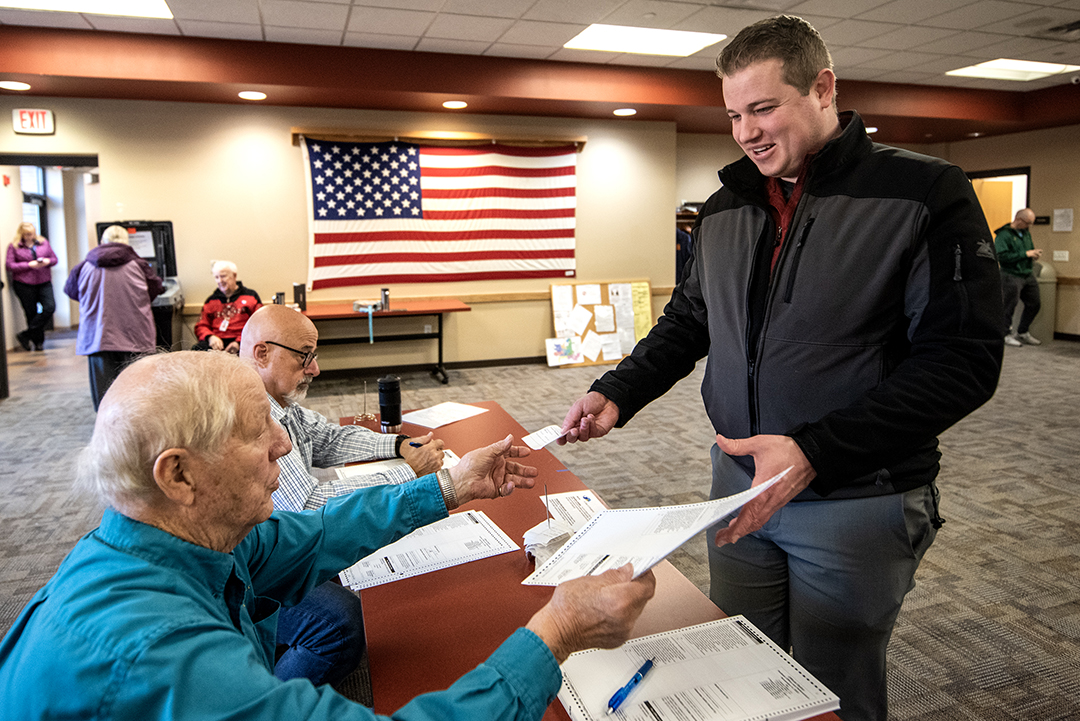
[523,469,788,586]
[522,424,567,450]
[558,615,839,721]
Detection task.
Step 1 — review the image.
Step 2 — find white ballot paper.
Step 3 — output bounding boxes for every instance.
[558,615,839,721]
[334,449,460,482]
[543,489,607,531]
[401,402,488,429]
[340,510,517,590]
[522,424,567,450]
[523,469,788,586]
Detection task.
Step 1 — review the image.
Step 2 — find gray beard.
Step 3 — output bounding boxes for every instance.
[284,383,310,404]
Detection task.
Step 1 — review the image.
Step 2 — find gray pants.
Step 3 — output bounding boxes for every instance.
[706,448,937,721]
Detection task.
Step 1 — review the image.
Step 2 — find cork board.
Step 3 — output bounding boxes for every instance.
[547,280,653,368]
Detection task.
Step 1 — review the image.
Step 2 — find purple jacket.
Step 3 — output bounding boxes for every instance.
[64,243,164,356]
[6,239,58,286]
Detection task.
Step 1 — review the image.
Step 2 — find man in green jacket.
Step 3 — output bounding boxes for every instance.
[995,207,1042,346]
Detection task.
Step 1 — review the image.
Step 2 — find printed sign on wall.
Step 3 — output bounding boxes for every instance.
[12,108,54,135]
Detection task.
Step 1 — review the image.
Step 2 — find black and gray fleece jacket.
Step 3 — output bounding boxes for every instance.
[592,111,1004,501]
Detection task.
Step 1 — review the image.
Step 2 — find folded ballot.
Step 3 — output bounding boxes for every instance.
[523,468,788,586]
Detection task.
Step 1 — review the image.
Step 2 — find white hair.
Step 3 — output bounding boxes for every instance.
[100,225,130,245]
[75,352,257,508]
[211,260,238,276]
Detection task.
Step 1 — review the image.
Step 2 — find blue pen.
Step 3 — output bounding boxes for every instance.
[606,658,654,715]
[408,441,422,447]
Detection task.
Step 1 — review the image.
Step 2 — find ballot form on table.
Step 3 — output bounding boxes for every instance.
[558,616,839,721]
[339,510,517,590]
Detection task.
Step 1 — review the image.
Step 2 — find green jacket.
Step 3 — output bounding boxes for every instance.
[994,223,1034,277]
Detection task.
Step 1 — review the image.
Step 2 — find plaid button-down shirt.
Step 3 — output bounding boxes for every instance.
[268,394,417,512]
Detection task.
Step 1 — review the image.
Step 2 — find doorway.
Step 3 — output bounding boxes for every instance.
[968,166,1030,234]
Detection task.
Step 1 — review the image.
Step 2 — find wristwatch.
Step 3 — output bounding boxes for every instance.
[394,434,410,458]
[436,468,459,511]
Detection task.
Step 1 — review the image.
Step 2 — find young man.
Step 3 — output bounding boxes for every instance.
[559,15,1003,721]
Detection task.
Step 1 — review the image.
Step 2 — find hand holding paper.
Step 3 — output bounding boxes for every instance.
[522,424,567,450]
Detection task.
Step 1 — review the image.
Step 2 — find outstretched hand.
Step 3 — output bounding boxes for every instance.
[713,433,816,546]
[449,434,538,504]
[557,392,619,445]
[526,564,656,664]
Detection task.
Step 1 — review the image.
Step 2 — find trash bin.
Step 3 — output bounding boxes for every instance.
[1011,261,1056,344]
[152,278,184,351]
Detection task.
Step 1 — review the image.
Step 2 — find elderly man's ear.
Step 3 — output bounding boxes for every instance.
[250,342,272,369]
[152,449,198,506]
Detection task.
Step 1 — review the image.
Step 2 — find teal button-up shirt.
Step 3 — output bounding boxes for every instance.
[0,476,562,720]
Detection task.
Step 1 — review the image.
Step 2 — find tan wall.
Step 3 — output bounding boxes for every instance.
[928,123,1080,336]
[0,96,678,367]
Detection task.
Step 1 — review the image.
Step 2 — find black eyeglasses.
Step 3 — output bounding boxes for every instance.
[265,341,318,369]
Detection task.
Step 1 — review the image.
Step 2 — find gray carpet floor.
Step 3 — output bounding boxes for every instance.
[2,331,1078,719]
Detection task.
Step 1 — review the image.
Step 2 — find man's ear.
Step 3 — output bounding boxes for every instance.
[153,449,197,506]
[811,68,836,109]
[250,341,272,369]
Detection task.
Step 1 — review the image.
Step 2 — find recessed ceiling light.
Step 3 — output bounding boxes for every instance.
[613,108,637,117]
[865,126,878,134]
[0,81,31,91]
[967,132,983,138]
[947,58,1080,81]
[442,101,467,109]
[238,91,266,101]
[565,24,726,57]
[0,0,172,18]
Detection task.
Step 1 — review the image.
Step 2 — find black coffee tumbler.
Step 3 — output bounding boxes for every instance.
[378,375,402,433]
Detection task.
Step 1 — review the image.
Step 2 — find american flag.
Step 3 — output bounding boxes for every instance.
[301,137,577,290]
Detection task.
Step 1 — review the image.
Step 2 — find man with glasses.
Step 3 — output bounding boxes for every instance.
[239,304,445,688]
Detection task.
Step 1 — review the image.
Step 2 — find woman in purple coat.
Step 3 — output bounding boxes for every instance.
[6,222,58,351]
[64,225,164,410]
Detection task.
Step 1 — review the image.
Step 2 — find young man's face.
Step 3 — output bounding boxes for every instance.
[723,58,835,182]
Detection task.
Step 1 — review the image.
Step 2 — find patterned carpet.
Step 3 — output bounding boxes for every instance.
[1,331,1078,719]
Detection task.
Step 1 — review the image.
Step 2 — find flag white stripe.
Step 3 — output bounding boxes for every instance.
[311,257,575,280]
[419,175,576,191]
[314,238,576,256]
[313,217,575,234]
[419,153,577,170]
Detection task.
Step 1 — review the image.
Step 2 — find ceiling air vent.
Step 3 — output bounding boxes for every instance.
[1031,20,1080,43]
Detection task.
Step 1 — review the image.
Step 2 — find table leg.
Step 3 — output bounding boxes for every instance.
[431,313,449,384]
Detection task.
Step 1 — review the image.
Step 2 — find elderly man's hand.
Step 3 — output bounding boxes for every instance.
[401,432,445,476]
[208,335,225,351]
[526,565,656,664]
[225,341,241,355]
[558,391,620,445]
[448,434,538,504]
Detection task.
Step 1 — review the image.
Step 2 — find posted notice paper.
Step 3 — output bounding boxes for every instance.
[522,469,788,586]
[558,615,839,721]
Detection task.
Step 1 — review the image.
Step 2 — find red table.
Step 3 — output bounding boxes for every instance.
[346,401,839,721]
[305,299,470,383]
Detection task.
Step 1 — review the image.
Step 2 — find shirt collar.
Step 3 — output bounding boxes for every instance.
[96,508,235,595]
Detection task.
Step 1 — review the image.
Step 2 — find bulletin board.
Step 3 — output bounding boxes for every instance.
[546,279,653,368]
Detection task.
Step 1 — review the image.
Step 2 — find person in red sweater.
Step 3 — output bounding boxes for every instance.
[191,260,261,353]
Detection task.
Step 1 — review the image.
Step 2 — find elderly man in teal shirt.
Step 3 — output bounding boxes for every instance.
[0,351,655,720]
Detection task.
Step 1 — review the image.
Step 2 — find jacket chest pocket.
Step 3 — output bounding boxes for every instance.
[782,218,816,303]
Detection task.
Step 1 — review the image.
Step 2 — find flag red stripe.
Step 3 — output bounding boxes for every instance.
[423,208,574,220]
[420,145,577,157]
[423,187,575,199]
[421,165,574,178]
[313,268,574,289]
[314,249,575,267]
[314,229,573,243]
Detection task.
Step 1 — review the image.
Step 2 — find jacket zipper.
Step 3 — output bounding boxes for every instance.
[745,220,773,437]
[782,218,816,303]
[953,244,962,281]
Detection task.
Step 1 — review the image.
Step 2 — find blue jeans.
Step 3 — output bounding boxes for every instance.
[275,581,366,687]
[706,448,937,721]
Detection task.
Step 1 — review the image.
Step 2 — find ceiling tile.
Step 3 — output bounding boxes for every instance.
[523,0,626,24]
[425,14,514,42]
[859,51,949,70]
[921,1,1033,30]
[548,47,621,63]
[261,1,349,31]
[671,5,776,35]
[818,18,903,45]
[414,37,493,55]
[856,25,958,50]
[167,0,261,24]
[830,45,895,67]
[177,20,264,41]
[442,0,534,17]
[498,19,585,46]
[978,34,1077,60]
[351,0,444,9]
[347,6,436,35]
[483,43,557,59]
[869,69,941,84]
[835,66,889,80]
[977,5,1080,35]
[342,32,419,50]
[264,26,343,44]
[0,9,92,29]
[912,30,1009,54]
[82,15,180,34]
[608,52,684,67]
[788,0,894,18]
[600,0,705,29]
[855,0,974,24]
[666,55,725,72]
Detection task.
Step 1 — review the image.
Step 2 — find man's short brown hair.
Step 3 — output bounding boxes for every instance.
[716,15,833,96]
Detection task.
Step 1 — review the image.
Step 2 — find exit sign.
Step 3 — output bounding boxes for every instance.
[12,108,54,135]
